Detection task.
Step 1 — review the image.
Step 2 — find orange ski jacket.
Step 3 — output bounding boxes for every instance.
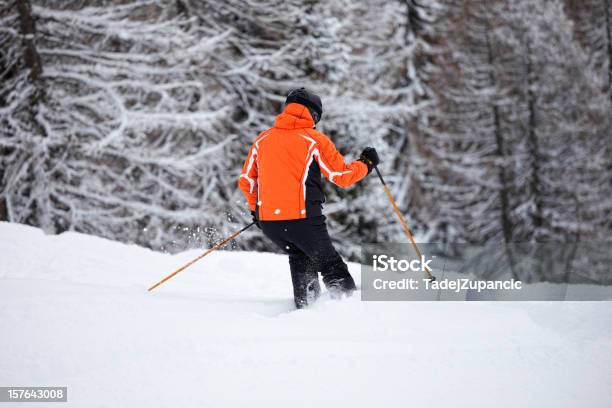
[239,103,369,221]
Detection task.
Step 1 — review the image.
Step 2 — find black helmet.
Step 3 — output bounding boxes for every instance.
[285,87,323,124]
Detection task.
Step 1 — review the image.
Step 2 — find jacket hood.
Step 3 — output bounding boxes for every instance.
[274,103,315,129]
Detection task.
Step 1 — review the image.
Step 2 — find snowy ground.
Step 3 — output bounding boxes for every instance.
[1,222,611,407]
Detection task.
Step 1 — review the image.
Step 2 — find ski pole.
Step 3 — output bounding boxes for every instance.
[373,166,435,281]
[148,222,256,292]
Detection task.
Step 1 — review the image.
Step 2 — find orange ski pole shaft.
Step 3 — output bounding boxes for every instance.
[374,166,435,280]
[148,222,256,292]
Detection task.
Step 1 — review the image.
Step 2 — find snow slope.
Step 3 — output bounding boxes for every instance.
[1,222,611,407]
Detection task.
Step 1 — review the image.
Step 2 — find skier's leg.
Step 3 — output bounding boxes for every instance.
[260,220,321,308]
[288,216,356,297]
[319,257,356,297]
[288,250,321,308]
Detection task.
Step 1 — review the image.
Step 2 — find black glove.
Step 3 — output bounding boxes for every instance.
[359,147,380,173]
[251,211,261,229]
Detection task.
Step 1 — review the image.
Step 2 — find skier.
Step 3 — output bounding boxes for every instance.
[238,88,379,308]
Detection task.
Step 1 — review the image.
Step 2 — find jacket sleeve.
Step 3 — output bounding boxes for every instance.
[238,144,258,211]
[309,130,369,188]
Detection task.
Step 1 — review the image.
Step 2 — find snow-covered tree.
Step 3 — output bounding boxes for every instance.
[174,0,357,252]
[502,0,612,244]
[303,0,441,255]
[425,0,612,281]
[423,0,516,246]
[565,0,612,97]
[1,1,240,251]
[2,0,609,270]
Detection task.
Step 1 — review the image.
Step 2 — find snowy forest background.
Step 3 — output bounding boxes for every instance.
[1,0,611,266]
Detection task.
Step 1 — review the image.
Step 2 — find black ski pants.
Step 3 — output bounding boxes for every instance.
[260,215,356,308]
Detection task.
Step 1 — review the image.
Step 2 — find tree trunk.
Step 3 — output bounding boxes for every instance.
[0,198,7,222]
[525,41,543,239]
[15,0,43,82]
[605,0,612,98]
[484,29,513,245]
[484,26,518,279]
